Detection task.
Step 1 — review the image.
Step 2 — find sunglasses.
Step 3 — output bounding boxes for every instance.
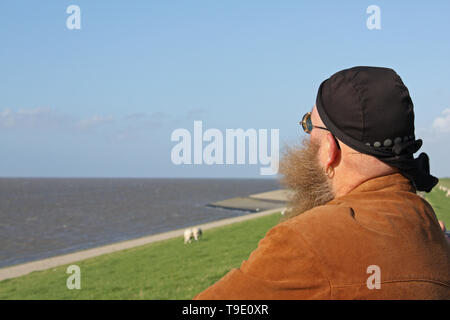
[300,112,341,149]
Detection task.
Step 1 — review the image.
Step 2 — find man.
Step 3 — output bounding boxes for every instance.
[194,66,450,299]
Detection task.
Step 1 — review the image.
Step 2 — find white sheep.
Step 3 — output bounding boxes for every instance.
[193,227,203,241]
[184,228,193,244]
[447,190,450,198]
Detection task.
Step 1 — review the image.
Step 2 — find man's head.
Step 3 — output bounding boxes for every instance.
[279,105,397,219]
[311,104,398,195]
[279,66,438,219]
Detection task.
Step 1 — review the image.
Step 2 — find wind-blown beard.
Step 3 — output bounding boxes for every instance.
[279,138,335,221]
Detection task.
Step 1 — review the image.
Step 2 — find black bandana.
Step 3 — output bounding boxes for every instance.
[316,66,438,192]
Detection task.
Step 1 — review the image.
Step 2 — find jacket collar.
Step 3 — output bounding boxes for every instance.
[329,173,416,205]
[349,173,416,194]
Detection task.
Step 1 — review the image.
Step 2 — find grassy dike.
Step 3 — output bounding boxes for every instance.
[0,212,282,299]
[0,179,449,300]
[427,178,450,227]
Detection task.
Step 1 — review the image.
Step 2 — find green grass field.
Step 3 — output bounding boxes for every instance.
[0,213,282,299]
[0,179,449,300]
[426,178,450,227]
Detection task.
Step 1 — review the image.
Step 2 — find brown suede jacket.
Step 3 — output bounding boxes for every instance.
[194,173,450,299]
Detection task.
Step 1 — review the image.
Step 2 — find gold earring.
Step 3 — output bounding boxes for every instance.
[326,166,335,178]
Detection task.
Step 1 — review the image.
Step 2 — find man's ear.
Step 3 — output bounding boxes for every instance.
[326,133,340,167]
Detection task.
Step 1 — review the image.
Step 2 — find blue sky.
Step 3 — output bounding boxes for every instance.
[0,0,449,178]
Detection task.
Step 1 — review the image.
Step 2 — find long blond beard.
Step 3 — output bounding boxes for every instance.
[279,138,335,221]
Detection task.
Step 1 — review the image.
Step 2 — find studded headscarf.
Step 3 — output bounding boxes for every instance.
[315,66,438,192]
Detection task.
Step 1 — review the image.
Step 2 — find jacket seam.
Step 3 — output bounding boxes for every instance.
[288,224,333,299]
